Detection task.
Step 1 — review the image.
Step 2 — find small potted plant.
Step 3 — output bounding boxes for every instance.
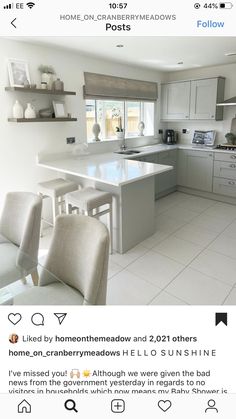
[225,132,236,145]
[38,65,56,90]
[116,116,124,139]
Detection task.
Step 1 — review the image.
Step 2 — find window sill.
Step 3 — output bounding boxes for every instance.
[87,135,156,144]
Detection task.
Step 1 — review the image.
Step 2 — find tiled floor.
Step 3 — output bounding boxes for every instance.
[107,192,236,305]
[6,192,236,305]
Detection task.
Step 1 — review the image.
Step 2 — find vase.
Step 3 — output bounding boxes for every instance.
[53,78,64,91]
[25,103,36,119]
[41,73,53,89]
[13,100,23,119]
[92,123,101,141]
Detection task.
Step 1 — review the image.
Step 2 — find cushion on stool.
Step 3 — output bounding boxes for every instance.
[66,187,112,212]
[38,178,78,198]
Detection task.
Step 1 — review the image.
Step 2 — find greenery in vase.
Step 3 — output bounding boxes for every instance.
[38,65,56,74]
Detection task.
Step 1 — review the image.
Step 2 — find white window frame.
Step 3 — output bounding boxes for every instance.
[86,99,155,141]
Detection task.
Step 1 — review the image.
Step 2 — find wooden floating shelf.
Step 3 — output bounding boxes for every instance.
[8,118,77,123]
[5,87,76,95]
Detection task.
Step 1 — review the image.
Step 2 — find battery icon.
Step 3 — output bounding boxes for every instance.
[219,2,233,8]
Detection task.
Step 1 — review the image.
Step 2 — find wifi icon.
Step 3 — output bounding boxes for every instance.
[26,2,35,8]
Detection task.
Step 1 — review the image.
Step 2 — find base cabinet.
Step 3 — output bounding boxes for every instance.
[213,152,236,198]
[156,150,177,198]
[177,149,213,192]
[136,151,177,199]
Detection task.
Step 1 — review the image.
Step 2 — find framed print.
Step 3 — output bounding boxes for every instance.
[53,100,67,117]
[8,59,31,87]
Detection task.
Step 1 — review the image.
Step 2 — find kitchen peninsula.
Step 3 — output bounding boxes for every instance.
[37,151,172,253]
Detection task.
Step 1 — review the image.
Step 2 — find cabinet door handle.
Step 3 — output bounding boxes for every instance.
[230,155,236,159]
[211,115,214,118]
[230,164,236,168]
[228,181,235,185]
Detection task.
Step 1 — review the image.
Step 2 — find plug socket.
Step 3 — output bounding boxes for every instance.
[66,137,76,144]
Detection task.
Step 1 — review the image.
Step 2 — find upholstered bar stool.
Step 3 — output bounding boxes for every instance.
[38,178,78,231]
[65,187,113,253]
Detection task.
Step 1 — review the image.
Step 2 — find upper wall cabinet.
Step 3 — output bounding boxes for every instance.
[190,78,225,120]
[161,81,190,120]
[161,77,225,121]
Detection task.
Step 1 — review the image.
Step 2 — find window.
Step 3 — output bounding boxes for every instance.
[86,100,96,140]
[86,100,155,142]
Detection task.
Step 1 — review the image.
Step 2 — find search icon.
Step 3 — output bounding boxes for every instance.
[64,399,78,413]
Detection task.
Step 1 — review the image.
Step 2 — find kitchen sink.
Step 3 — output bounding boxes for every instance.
[114,150,141,155]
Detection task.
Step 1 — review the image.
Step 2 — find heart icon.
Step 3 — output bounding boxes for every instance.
[8,313,22,325]
[158,400,172,412]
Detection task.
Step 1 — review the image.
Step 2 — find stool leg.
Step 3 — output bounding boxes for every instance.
[38,192,44,237]
[58,196,63,215]
[52,197,59,225]
[66,201,71,214]
[31,270,39,286]
[109,203,113,254]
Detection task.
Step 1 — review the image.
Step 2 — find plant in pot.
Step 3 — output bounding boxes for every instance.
[38,65,56,90]
[115,116,124,140]
[225,132,236,145]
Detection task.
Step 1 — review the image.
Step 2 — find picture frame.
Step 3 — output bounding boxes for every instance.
[52,100,67,118]
[8,59,31,87]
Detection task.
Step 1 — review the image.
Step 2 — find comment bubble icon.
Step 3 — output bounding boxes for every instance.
[31,313,44,326]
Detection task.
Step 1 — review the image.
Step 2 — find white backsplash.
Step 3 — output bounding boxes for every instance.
[166,107,236,146]
[87,135,160,154]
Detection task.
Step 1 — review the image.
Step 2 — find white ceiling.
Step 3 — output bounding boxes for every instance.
[11,36,236,72]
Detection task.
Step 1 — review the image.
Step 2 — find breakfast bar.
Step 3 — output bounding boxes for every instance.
[37,152,172,253]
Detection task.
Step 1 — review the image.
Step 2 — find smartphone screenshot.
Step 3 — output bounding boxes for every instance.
[0,0,235,417]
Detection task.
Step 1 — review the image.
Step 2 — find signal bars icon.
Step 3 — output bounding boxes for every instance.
[3,3,13,8]
[3,2,35,9]
[26,1,35,8]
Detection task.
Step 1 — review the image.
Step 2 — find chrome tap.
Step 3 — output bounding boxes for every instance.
[119,130,127,150]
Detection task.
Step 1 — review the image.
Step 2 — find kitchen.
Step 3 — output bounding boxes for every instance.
[0,36,236,305]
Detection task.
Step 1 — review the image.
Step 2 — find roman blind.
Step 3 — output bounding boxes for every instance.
[83,72,158,102]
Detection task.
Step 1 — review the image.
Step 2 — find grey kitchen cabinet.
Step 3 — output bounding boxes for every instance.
[136,151,176,198]
[161,81,190,120]
[213,152,236,197]
[190,78,225,120]
[177,149,188,187]
[156,150,177,198]
[177,149,213,192]
[161,77,225,121]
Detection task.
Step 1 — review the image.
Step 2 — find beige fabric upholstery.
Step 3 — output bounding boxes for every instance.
[38,178,78,198]
[0,243,20,287]
[66,187,112,211]
[0,192,42,287]
[14,282,84,305]
[15,215,110,305]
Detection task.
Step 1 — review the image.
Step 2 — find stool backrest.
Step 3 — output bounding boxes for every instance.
[0,191,42,272]
[39,215,109,305]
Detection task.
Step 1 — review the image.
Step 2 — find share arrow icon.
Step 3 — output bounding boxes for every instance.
[54,313,67,325]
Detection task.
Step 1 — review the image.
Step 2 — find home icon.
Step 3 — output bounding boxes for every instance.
[17,399,31,414]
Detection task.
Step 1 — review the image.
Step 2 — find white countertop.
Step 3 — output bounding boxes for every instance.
[38,142,234,187]
[38,153,172,187]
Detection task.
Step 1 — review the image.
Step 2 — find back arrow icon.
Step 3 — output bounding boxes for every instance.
[11,18,16,28]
